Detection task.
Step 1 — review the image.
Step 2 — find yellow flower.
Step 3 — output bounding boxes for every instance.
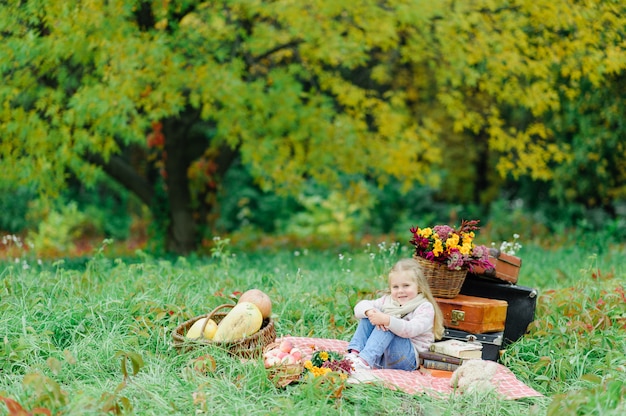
[319,351,329,361]
[420,228,433,238]
[307,364,334,378]
[459,233,473,255]
[446,233,460,248]
[461,232,473,244]
[304,360,313,370]
[433,238,443,256]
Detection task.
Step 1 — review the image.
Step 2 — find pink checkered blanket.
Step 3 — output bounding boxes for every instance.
[284,336,542,400]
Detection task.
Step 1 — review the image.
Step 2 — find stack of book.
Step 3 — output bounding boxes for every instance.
[419,339,483,373]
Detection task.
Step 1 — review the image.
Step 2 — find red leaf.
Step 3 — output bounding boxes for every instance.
[0,396,41,416]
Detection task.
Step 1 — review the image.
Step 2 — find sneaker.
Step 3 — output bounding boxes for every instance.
[346,352,371,371]
[344,352,360,367]
[347,369,378,384]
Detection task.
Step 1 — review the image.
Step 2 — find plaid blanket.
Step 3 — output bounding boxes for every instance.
[284,336,542,400]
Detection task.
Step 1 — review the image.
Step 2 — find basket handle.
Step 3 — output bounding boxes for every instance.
[199,303,235,334]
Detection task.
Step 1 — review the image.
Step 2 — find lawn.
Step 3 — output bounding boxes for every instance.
[1,239,625,415]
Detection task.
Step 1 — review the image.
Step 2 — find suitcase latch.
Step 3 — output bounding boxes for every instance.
[451,310,465,326]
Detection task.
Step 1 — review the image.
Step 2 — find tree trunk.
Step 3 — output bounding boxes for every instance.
[474,130,491,207]
[162,118,198,255]
[86,112,238,255]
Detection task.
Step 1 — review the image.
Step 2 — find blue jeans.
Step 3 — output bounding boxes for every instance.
[347,318,417,371]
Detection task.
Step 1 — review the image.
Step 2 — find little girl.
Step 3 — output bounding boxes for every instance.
[346,258,444,371]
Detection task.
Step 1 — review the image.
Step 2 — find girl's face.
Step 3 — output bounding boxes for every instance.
[389,271,419,305]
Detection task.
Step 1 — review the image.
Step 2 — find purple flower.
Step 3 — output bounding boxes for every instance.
[433,225,454,239]
[415,236,430,249]
[446,249,465,270]
[472,244,490,260]
[321,358,353,374]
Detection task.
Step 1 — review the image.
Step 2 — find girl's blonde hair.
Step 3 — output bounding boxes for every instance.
[388,258,445,340]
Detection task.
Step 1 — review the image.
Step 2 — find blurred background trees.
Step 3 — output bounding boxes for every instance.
[1,0,625,256]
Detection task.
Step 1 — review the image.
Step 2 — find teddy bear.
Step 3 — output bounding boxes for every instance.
[449,359,499,394]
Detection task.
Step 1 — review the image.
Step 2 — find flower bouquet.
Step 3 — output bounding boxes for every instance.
[303,350,353,380]
[409,219,493,298]
[302,350,354,398]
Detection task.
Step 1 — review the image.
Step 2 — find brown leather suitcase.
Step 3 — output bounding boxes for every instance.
[472,248,522,284]
[435,294,508,333]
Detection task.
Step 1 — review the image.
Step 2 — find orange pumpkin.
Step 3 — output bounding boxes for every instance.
[238,289,272,319]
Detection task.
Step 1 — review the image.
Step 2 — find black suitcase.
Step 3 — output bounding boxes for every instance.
[442,328,504,362]
[460,274,538,346]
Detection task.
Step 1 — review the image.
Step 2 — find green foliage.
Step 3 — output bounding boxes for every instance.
[280,190,373,239]
[502,259,626,415]
[480,197,547,245]
[366,180,450,235]
[27,202,89,255]
[0,173,138,255]
[145,177,172,256]
[64,179,138,241]
[214,159,300,234]
[548,75,626,208]
[548,379,626,416]
[209,236,235,269]
[0,182,36,233]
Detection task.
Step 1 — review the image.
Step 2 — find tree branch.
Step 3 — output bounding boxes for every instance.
[84,152,154,207]
[254,40,303,63]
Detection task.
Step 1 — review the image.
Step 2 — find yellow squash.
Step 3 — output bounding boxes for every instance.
[186,317,218,340]
[212,302,263,342]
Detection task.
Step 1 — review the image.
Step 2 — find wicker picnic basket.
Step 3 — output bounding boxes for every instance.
[263,341,304,388]
[172,303,276,358]
[413,255,468,299]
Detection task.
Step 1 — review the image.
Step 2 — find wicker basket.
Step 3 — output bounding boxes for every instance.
[413,255,468,298]
[262,341,304,388]
[172,303,276,358]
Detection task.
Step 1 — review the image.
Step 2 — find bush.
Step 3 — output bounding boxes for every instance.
[0,183,36,233]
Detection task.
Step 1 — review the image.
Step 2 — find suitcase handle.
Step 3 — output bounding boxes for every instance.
[464,333,503,346]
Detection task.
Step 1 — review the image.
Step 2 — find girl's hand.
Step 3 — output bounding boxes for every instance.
[366,309,390,330]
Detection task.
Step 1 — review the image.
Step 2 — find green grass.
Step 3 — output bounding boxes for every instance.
[1,240,625,415]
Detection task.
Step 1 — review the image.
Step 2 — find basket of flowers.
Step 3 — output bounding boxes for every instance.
[410,219,493,298]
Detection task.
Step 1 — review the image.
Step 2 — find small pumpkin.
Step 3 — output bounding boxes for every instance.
[186,317,218,340]
[212,302,264,342]
[238,289,272,319]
